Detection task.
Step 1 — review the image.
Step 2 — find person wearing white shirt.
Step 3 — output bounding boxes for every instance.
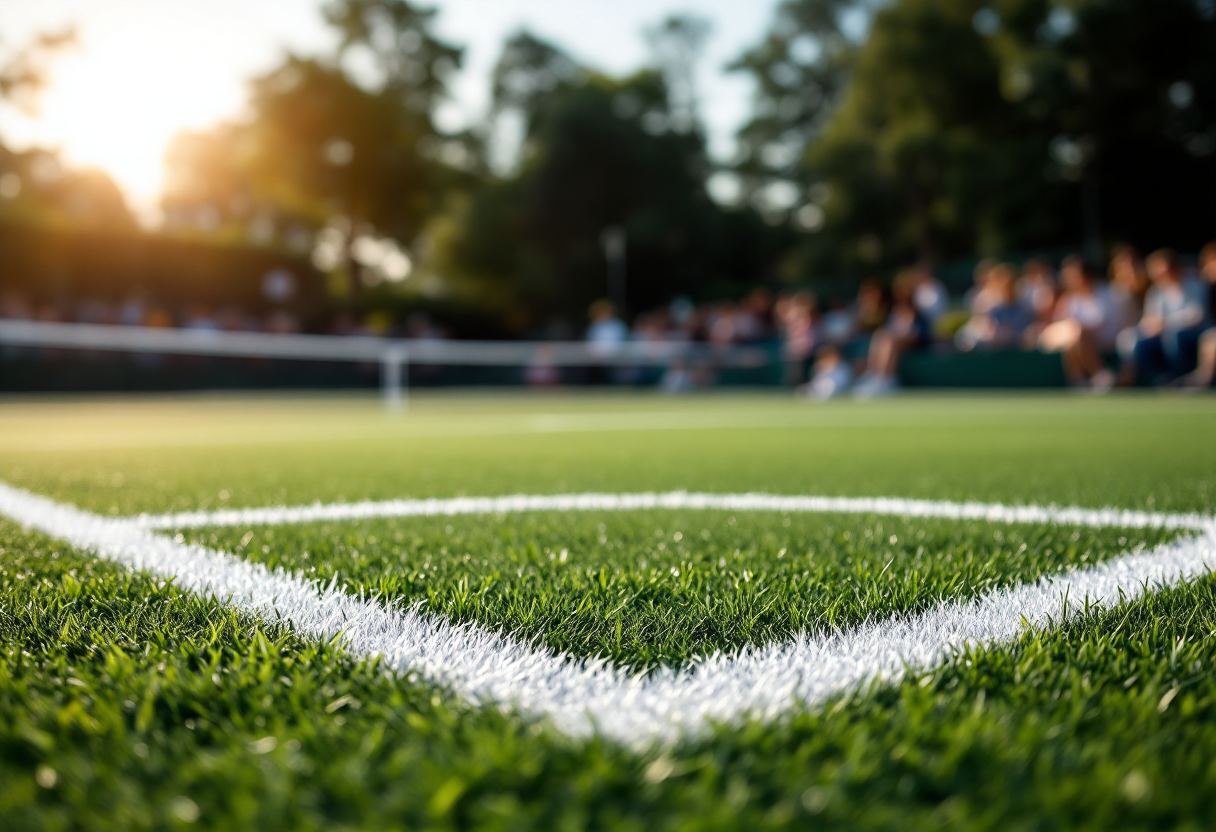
[585,299,628,384]
[1037,257,1116,390]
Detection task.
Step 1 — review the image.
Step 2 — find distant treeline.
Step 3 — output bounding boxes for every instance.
[0,220,326,317]
[1,0,1213,331]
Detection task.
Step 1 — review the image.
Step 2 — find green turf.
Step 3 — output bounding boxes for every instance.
[0,394,1213,515]
[190,511,1174,670]
[4,520,1216,831]
[1,392,1215,829]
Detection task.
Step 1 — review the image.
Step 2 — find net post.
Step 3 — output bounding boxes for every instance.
[381,346,407,411]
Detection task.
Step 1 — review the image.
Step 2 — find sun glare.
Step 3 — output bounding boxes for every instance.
[31,30,243,224]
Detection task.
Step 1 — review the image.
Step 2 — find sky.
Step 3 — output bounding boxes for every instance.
[0,0,782,224]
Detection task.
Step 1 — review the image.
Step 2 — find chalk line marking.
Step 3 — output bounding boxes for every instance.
[1,480,1214,747]
[132,491,1214,532]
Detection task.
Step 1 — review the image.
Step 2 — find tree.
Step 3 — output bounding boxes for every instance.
[1,30,134,231]
[645,14,713,134]
[323,0,462,109]
[739,0,1216,287]
[485,30,585,176]
[807,0,1046,269]
[161,123,257,236]
[161,1,472,296]
[428,43,790,326]
[986,0,1216,253]
[0,28,76,111]
[491,30,584,133]
[729,0,861,208]
[0,145,135,231]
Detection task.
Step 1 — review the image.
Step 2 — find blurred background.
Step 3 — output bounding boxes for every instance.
[0,0,1214,394]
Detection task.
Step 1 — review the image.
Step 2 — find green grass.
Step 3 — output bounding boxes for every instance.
[192,511,1174,670]
[1,392,1215,829]
[0,394,1213,514]
[5,520,1216,831]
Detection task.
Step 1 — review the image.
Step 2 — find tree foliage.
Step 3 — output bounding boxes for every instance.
[161,1,472,294]
[743,0,1216,285]
[491,31,584,135]
[729,0,860,203]
[429,35,790,327]
[323,0,462,109]
[16,0,1212,320]
[645,14,714,135]
[0,30,134,231]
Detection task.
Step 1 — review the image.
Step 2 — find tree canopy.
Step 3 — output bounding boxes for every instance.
[736,0,1216,287]
[7,0,1213,322]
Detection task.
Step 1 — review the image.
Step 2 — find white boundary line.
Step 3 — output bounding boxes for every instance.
[132,491,1214,533]
[1,481,1214,747]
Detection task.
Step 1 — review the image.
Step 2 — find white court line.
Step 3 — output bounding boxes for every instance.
[1,480,1214,747]
[132,491,1215,532]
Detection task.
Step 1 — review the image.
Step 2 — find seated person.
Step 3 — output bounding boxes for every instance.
[843,280,890,364]
[1037,256,1117,390]
[954,264,1031,352]
[909,265,948,329]
[1016,258,1058,335]
[1118,248,1209,384]
[777,291,818,387]
[853,275,932,397]
[800,345,853,400]
[1179,241,1216,388]
[965,258,1000,316]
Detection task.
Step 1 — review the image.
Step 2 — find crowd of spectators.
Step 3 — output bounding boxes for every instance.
[582,242,1216,396]
[0,291,305,335]
[3,242,1215,394]
[0,290,453,341]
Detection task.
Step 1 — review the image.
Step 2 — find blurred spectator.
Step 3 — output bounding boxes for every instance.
[586,299,627,347]
[854,279,889,336]
[1016,258,1058,332]
[909,265,948,328]
[955,263,1031,351]
[0,291,34,360]
[617,311,663,386]
[1108,246,1149,330]
[841,279,889,375]
[660,360,696,393]
[75,299,114,325]
[118,295,147,327]
[184,305,219,333]
[735,288,775,343]
[0,290,33,320]
[1119,248,1209,384]
[265,310,301,335]
[406,312,447,342]
[668,297,697,341]
[326,311,356,336]
[526,344,561,388]
[1179,242,1216,389]
[217,306,259,332]
[819,300,856,346]
[36,302,67,322]
[1037,256,1116,390]
[586,299,627,384]
[144,304,175,328]
[707,302,737,347]
[800,345,852,400]
[853,273,931,397]
[965,258,1001,316]
[776,291,817,385]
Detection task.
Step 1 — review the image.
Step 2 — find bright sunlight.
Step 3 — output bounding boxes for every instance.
[33,35,242,223]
